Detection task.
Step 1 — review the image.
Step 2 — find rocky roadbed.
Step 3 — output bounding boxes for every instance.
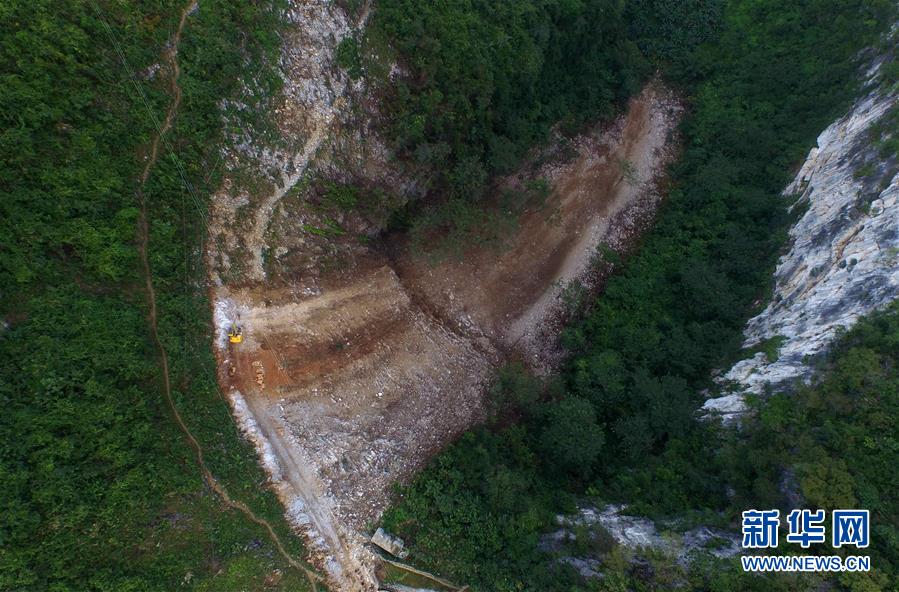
[208,81,683,591]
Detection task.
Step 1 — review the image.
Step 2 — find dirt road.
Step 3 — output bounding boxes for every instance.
[217,260,494,591]
[213,82,682,591]
[124,1,323,589]
[393,84,682,369]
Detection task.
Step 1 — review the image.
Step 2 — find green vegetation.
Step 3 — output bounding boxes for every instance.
[869,101,899,161]
[1,1,313,590]
[382,423,577,590]
[722,304,899,590]
[336,36,363,81]
[564,0,891,510]
[381,1,896,590]
[378,561,458,591]
[386,303,899,592]
[367,0,652,200]
[315,181,404,230]
[396,178,551,261]
[625,0,725,65]
[749,335,789,363]
[364,0,728,253]
[2,0,896,589]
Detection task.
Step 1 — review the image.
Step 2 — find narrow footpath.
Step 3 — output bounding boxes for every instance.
[126,2,324,589]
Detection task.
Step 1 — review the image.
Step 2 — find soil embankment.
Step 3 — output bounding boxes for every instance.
[393,84,682,369]
[212,82,682,591]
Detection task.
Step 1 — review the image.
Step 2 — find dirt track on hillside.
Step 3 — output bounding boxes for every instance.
[393,84,681,370]
[212,82,682,591]
[128,1,324,589]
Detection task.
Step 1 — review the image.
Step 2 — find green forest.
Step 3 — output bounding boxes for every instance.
[2,0,897,590]
[1,1,316,590]
[376,0,898,590]
[384,304,899,591]
[362,0,719,247]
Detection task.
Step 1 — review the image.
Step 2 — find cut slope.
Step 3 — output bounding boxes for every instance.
[393,84,682,370]
[211,82,682,591]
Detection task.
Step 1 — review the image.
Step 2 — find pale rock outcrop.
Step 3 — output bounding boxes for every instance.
[542,504,742,576]
[207,1,366,285]
[370,528,409,559]
[704,82,899,421]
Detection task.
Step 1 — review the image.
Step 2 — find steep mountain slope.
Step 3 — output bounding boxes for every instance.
[213,83,681,591]
[705,68,899,421]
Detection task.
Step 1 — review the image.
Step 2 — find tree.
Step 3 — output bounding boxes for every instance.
[539,397,604,478]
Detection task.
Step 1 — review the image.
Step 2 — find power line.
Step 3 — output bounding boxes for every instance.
[86,1,323,586]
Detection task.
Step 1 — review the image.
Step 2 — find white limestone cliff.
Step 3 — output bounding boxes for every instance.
[704,82,899,422]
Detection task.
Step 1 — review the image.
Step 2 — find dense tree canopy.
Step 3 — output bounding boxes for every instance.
[380,1,896,590]
[367,0,650,200]
[3,0,896,589]
[1,1,312,590]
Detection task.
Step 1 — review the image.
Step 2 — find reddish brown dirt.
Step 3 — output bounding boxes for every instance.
[212,81,682,591]
[128,1,324,589]
[219,255,496,520]
[215,255,494,592]
[392,83,682,368]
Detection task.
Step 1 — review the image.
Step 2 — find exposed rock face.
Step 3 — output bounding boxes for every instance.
[542,505,742,575]
[207,1,352,284]
[704,81,899,421]
[391,84,683,375]
[211,81,682,591]
[206,1,401,288]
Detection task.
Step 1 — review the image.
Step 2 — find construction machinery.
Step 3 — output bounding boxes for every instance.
[228,323,243,344]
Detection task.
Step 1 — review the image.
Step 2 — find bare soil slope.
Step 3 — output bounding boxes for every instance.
[393,84,682,369]
[211,82,681,591]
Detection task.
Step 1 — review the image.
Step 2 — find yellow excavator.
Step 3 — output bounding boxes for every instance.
[228,323,243,344]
